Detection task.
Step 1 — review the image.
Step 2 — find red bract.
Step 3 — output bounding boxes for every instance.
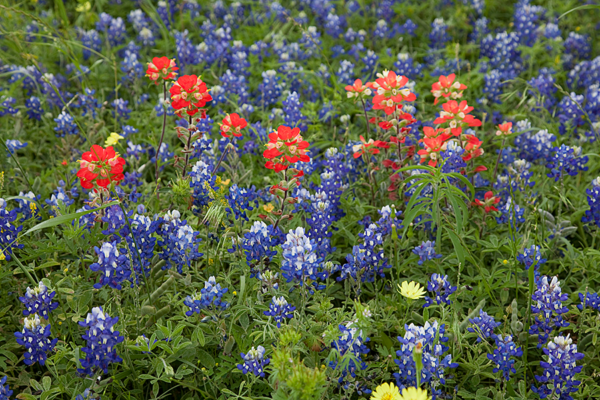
[352,135,387,159]
[369,70,416,115]
[431,74,467,105]
[472,191,500,213]
[434,100,482,135]
[263,125,310,172]
[462,134,484,162]
[220,113,247,138]
[496,122,513,136]
[169,75,212,118]
[345,79,371,100]
[417,134,451,167]
[76,145,126,190]
[146,57,178,83]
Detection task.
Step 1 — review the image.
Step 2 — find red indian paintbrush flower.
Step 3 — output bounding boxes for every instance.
[169,75,212,118]
[220,113,247,138]
[146,57,178,83]
[345,79,371,100]
[431,74,467,105]
[352,135,387,159]
[417,134,451,167]
[263,125,310,172]
[433,100,482,136]
[76,145,126,190]
[496,121,513,136]
[472,191,500,213]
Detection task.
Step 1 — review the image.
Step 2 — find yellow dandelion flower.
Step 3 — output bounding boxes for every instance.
[105,132,124,147]
[503,259,508,265]
[370,382,402,400]
[263,203,275,213]
[398,387,430,400]
[398,281,426,300]
[233,291,237,295]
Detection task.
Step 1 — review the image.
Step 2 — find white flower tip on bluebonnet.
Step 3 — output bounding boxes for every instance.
[24,314,42,331]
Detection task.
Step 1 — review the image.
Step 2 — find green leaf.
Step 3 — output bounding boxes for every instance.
[42,376,51,391]
[559,4,600,19]
[197,349,215,368]
[22,201,118,237]
[445,227,466,267]
[192,328,206,347]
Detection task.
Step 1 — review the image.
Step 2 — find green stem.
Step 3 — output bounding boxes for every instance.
[155,81,168,199]
[11,252,38,286]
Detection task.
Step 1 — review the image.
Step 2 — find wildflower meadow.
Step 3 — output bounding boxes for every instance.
[1,0,600,399]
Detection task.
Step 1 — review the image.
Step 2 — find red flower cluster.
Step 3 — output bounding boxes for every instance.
[345,79,372,101]
[472,191,500,213]
[263,125,310,172]
[369,70,416,115]
[496,122,513,136]
[77,145,126,190]
[220,113,247,138]
[413,75,486,171]
[352,135,388,159]
[146,57,178,84]
[169,75,212,118]
[431,74,467,105]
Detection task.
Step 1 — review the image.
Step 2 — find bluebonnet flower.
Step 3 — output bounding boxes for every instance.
[563,32,590,69]
[487,335,523,381]
[393,53,423,80]
[75,388,100,400]
[467,309,501,342]
[282,91,307,131]
[329,321,370,387]
[188,160,217,211]
[530,276,569,347]
[0,97,18,117]
[578,291,600,312]
[220,69,251,104]
[102,15,126,47]
[429,18,450,50]
[557,93,586,135]
[184,276,229,316]
[257,70,282,107]
[100,204,127,237]
[324,12,345,37]
[119,214,158,283]
[305,197,336,258]
[394,321,458,398]
[78,307,124,376]
[242,221,280,277]
[224,185,255,221]
[174,30,197,71]
[336,60,354,85]
[121,50,144,83]
[496,197,526,227]
[583,177,600,228]
[54,111,78,137]
[5,140,27,155]
[480,69,503,105]
[480,31,521,77]
[361,50,379,78]
[237,346,270,377]
[281,227,326,290]
[157,210,203,273]
[424,274,457,308]
[0,376,13,399]
[528,70,556,110]
[440,142,467,174]
[78,28,102,60]
[546,145,588,181]
[19,281,59,320]
[264,296,295,328]
[413,241,442,265]
[0,198,24,261]
[532,335,584,400]
[76,88,101,118]
[514,128,556,163]
[89,242,131,290]
[14,191,39,221]
[517,245,546,270]
[513,1,544,47]
[358,205,403,239]
[470,17,489,43]
[14,314,57,366]
[25,96,43,120]
[112,98,131,121]
[45,181,75,216]
[373,20,389,39]
[336,226,389,284]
